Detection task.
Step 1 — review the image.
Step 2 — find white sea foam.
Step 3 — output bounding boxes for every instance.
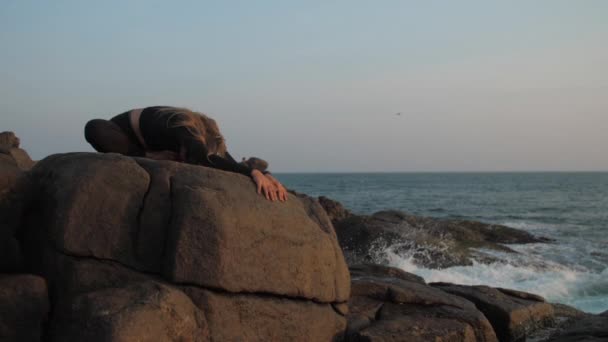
[381,242,608,314]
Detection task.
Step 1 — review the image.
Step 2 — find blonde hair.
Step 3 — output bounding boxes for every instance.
[158,107,227,157]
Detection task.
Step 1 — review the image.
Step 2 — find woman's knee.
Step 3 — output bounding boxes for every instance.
[84,119,107,144]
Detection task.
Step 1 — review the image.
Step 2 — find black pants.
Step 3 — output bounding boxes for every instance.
[84,112,145,156]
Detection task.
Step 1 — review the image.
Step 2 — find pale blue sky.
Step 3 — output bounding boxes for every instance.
[1,1,607,172]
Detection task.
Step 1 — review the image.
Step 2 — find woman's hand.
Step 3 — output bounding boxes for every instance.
[265,174,288,201]
[251,170,286,202]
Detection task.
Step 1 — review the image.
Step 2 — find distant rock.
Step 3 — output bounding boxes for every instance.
[319,195,353,222]
[319,197,551,268]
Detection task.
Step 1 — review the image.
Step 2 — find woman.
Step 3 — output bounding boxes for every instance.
[84,106,287,202]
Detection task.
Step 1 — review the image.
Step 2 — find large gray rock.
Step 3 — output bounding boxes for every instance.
[20,152,350,341]
[432,283,555,342]
[0,274,49,342]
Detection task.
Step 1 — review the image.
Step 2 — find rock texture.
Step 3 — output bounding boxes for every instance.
[527,304,608,342]
[0,274,49,342]
[0,132,35,272]
[17,152,349,341]
[432,283,555,342]
[345,264,498,341]
[319,196,551,268]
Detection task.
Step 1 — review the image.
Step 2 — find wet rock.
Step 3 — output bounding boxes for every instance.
[349,263,425,284]
[0,274,49,342]
[346,264,498,341]
[545,313,608,341]
[432,283,555,342]
[328,203,551,268]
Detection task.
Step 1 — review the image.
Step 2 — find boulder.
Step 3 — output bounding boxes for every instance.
[0,274,49,342]
[345,264,498,341]
[432,283,555,342]
[183,288,346,342]
[50,281,207,342]
[19,152,350,341]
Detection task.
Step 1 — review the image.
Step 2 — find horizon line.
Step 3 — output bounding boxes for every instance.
[273,170,608,174]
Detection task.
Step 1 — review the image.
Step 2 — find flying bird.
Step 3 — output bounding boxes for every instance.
[395,112,401,116]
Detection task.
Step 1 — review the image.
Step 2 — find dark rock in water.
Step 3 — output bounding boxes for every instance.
[346,264,498,341]
[350,263,425,284]
[319,195,353,222]
[323,197,551,268]
[432,283,555,342]
[17,152,349,341]
[0,274,49,342]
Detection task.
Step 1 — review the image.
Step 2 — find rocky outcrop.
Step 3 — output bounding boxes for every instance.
[345,264,498,341]
[1,138,604,341]
[0,274,49,342]
[321,198,551,268]
[432,283,555,341]
[16,152,349,341]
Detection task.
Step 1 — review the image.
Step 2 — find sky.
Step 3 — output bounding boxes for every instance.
[1,1,607,172]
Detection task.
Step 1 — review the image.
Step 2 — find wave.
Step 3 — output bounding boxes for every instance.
[379,242,608,314]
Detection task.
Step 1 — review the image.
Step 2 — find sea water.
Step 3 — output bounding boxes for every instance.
[276,172,608,314]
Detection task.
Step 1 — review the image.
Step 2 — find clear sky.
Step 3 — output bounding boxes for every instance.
[1,1,607,172]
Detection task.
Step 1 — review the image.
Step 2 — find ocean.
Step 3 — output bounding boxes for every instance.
[275,172,608,314]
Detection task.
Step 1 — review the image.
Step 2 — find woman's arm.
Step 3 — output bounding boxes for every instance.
[176,129,286,201]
